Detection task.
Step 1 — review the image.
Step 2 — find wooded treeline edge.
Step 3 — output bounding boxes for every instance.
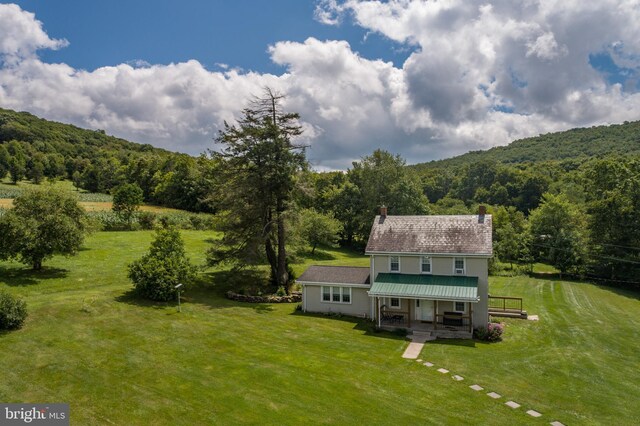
[1,105,639,287]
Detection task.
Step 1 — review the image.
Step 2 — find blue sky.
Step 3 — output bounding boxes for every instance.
[12,0,413,73]
[1,1,640,169]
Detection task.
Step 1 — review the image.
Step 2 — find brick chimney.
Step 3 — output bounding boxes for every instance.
[380,205,388,217]
[478,205,486,223]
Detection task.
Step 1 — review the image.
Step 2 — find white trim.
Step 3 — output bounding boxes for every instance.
[388,297,401,309]
[453,301,467,313]
[420,256,432,274]
[298,281,370,288]
[302,286,307,312]
[368,292,479,303]
[320,286,353,305]
[389,256,400,273]
[453,257,466,275]
[366,251,491,257]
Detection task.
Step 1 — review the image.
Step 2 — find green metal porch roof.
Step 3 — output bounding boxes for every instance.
[368,273,479,302]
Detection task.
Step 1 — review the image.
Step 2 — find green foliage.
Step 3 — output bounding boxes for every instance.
[0,108,215,213]
[474,322,504,342]
[492,206,532,268]
[528,193,588,274]
[0,290,27,330]
[583,157,640,280]
[112,183,144,227]
[298,208,342,254]
[128,227,197,301]
[0,187,88,270]
[137,211,157,230]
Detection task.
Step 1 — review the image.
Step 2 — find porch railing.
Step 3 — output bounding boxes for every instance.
[380,306,409,327]
[434,313,472,333]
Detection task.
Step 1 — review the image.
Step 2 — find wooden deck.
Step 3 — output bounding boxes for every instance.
[488,295,528,319]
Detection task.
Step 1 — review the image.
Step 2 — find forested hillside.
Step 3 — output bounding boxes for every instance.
[1,107,639,285]
[0,108,216,212]
[412,120,640,170]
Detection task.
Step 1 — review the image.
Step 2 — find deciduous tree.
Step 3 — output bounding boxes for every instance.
[0,188,88,270]
[112,183,144,227]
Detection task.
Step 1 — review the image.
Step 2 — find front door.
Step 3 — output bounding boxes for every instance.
[415,299,433,321]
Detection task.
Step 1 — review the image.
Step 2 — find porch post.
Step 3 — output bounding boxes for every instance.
[377,297,381,327]
[469,303,473,333]
[434,300,438,330]
[408,299,411,328]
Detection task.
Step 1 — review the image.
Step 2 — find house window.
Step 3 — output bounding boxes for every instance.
[390,298,400,308]
[390,256,400,272]
[454,301,466,312]
[332,288,341,302]
[342,287,351,303]
[322,286,331,302]
[421,256,431,273]
[454,257,465,275]
[321,286,352,304]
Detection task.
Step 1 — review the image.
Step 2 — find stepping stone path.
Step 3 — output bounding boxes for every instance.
[528,315,539,321]
[527,410,542,418]
[402,342,424,359]
[401,345,559,425]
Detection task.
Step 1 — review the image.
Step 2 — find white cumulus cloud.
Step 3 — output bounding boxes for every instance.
[1,2,640,170]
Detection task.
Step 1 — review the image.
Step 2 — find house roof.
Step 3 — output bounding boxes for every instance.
[369,273,479,302]
[365,214,492,256]
[296,266,371,285]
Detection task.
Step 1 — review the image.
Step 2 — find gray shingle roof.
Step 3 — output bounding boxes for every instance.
[365,214,492,255]
[297,266,370,285]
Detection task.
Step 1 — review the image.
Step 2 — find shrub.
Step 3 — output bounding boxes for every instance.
[474,322,504,342]
[0,291,27,330]
[276,286,286,297]
[138,211,157,230]
[128,227,197,302]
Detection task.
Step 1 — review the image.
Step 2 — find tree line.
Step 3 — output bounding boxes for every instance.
[2,103,639,288]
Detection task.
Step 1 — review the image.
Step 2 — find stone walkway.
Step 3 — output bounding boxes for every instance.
[405,339,565,426]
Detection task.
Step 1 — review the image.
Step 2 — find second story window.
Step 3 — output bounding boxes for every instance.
[454,257,465,275]
[421,256,431,273]
[390,256,400,272]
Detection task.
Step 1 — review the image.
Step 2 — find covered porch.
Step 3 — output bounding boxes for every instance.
[369,273,479,338]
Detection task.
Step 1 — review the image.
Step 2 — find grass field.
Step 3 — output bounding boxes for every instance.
[1,231,639,425]
[0,179,184,213]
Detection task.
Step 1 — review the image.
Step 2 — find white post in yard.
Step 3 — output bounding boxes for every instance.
[175,283,183,313]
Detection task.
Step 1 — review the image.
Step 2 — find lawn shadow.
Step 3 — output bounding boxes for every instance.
[0,265,68,286]
[114,289,173,310]
[427,338,477,348]
[290,310,407,341]
[296,249,337,262]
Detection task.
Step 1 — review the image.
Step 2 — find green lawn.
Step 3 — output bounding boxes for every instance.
[1,231,638,424]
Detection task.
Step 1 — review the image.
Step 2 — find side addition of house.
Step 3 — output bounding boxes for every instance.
[298,207,492,338]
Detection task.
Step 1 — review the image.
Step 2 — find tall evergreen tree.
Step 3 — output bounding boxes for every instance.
[207,89,307,291]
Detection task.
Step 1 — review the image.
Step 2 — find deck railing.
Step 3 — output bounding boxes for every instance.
[488,295,523,313]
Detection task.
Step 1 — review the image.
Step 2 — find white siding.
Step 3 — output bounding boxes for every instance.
[303,285,371,318]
